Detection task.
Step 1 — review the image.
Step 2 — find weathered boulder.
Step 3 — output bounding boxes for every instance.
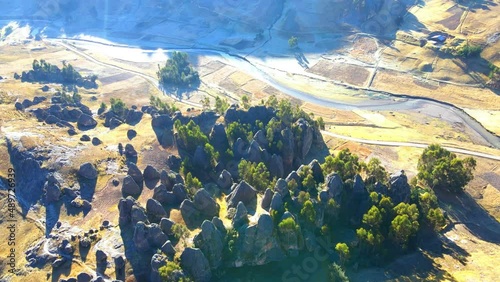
[80,134,90,142]
[76,272,92,282]
[353,174,367,195]
[281,128,295,171]
[253,130,268,148]
[33,96,47,104]
[268,154,284,179]
[209,123,230,153]
[295,118,314,159]
[144,165,160,185]
[124,144,137,159]
[153,184,176,206]
[389,170,411,204]
[261,188,273,210]
[325,172,343,203]
[374,182,388,195]
[91,137,101,146]
[148,223,168,248]
[216,170,233,191]
[127,162,144,188]
[95,250,107,265]
[270,192,284,212]
[193,189,219,219]
[232,138,247,159]
[285,171,301,191]
[274,178,290,199]
[172,184,188,205]
[77,114,97,129]
[234,214,285,266]
[146,198,168,223]
[45,115,60,124]
[161,240,176,258]
[232,201,249,228]
[246,140,262,163]
[122,175,142,198]
[160,218,175,235]
[44,175,61,203]
[78,163,98,180]
[193,220,224,269]
[180,199,201,227]
[133,222,151,252]
[226,180,257,208]
[127,129,137,140]
[125,109,143,125]
[180,248,212,282]
[131,205,149,225]
[212,217,226,236]
[193,145,211,170]
[150,254,167,282]
[309,159,324,184]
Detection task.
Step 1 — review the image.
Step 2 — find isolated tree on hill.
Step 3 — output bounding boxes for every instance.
[157,51,199,88]
[288,36,298,49]
[417,144,476,193]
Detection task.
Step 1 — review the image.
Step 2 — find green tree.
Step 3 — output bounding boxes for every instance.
[174,120,209,153]
[362,205,383,229]
[300,200,316,226]
[321,149,360,180]
[241,95,250,109]
[110,97,127,118]
[238,160,271,191]
[214,96,229,114]
[328,263,350,282]
[364,158,388,185]
[157,51,199,88]
[390,203,420,247]
[185,172,202,195]
[201,96,210,110]
[417,144,476,193]
[335,243,350,266]
[288,36,298,49]
[159,260,192,282]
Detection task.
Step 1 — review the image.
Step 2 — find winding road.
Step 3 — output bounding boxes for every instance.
[46,38,500,161]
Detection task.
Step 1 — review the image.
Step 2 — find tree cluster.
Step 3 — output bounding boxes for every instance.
[157,51,200,88]
[20,59,98,88]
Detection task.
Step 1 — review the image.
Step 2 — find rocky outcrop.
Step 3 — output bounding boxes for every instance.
[150,254,167,282]
[144,165,160,187]
[281,128,295,172]
[44,174,61,203]
[78,163,98,180]
[180,248,212,282]
[270,192,284,212]
[294,118,314,159]
[274,178,290,199]
[133,222,168,252]
[233,214,285,266]
[246,140,262,163]
[153,184,176,206]
[389,170,411,204]
[118,196,148,225]
[193,145,211,170]
[226,180,257,208]
[193,220,224,269]
[180,200,201,228]
[152,114,175,147]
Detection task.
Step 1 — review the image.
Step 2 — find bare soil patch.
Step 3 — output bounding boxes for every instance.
[307,59,371,87]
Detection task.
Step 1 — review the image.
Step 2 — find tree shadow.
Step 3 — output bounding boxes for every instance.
[159,79,201,101]
[436,189,500,244]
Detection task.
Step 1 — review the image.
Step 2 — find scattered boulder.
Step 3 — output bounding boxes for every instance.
[180,199,201,228]
[77,114,97,129]
[15,102,24,111]
[76,272,93,282]
[125,109,143,125]
[124,144,137,159]
[161,240,176,258]
[160,218,175,235]
[127,129,137,140]
[78,163,98,180]
[91,137,101,146]
[172,184,188,205]
[80,135,90,142]
[67,128,77,136]
[153,184,176,206]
